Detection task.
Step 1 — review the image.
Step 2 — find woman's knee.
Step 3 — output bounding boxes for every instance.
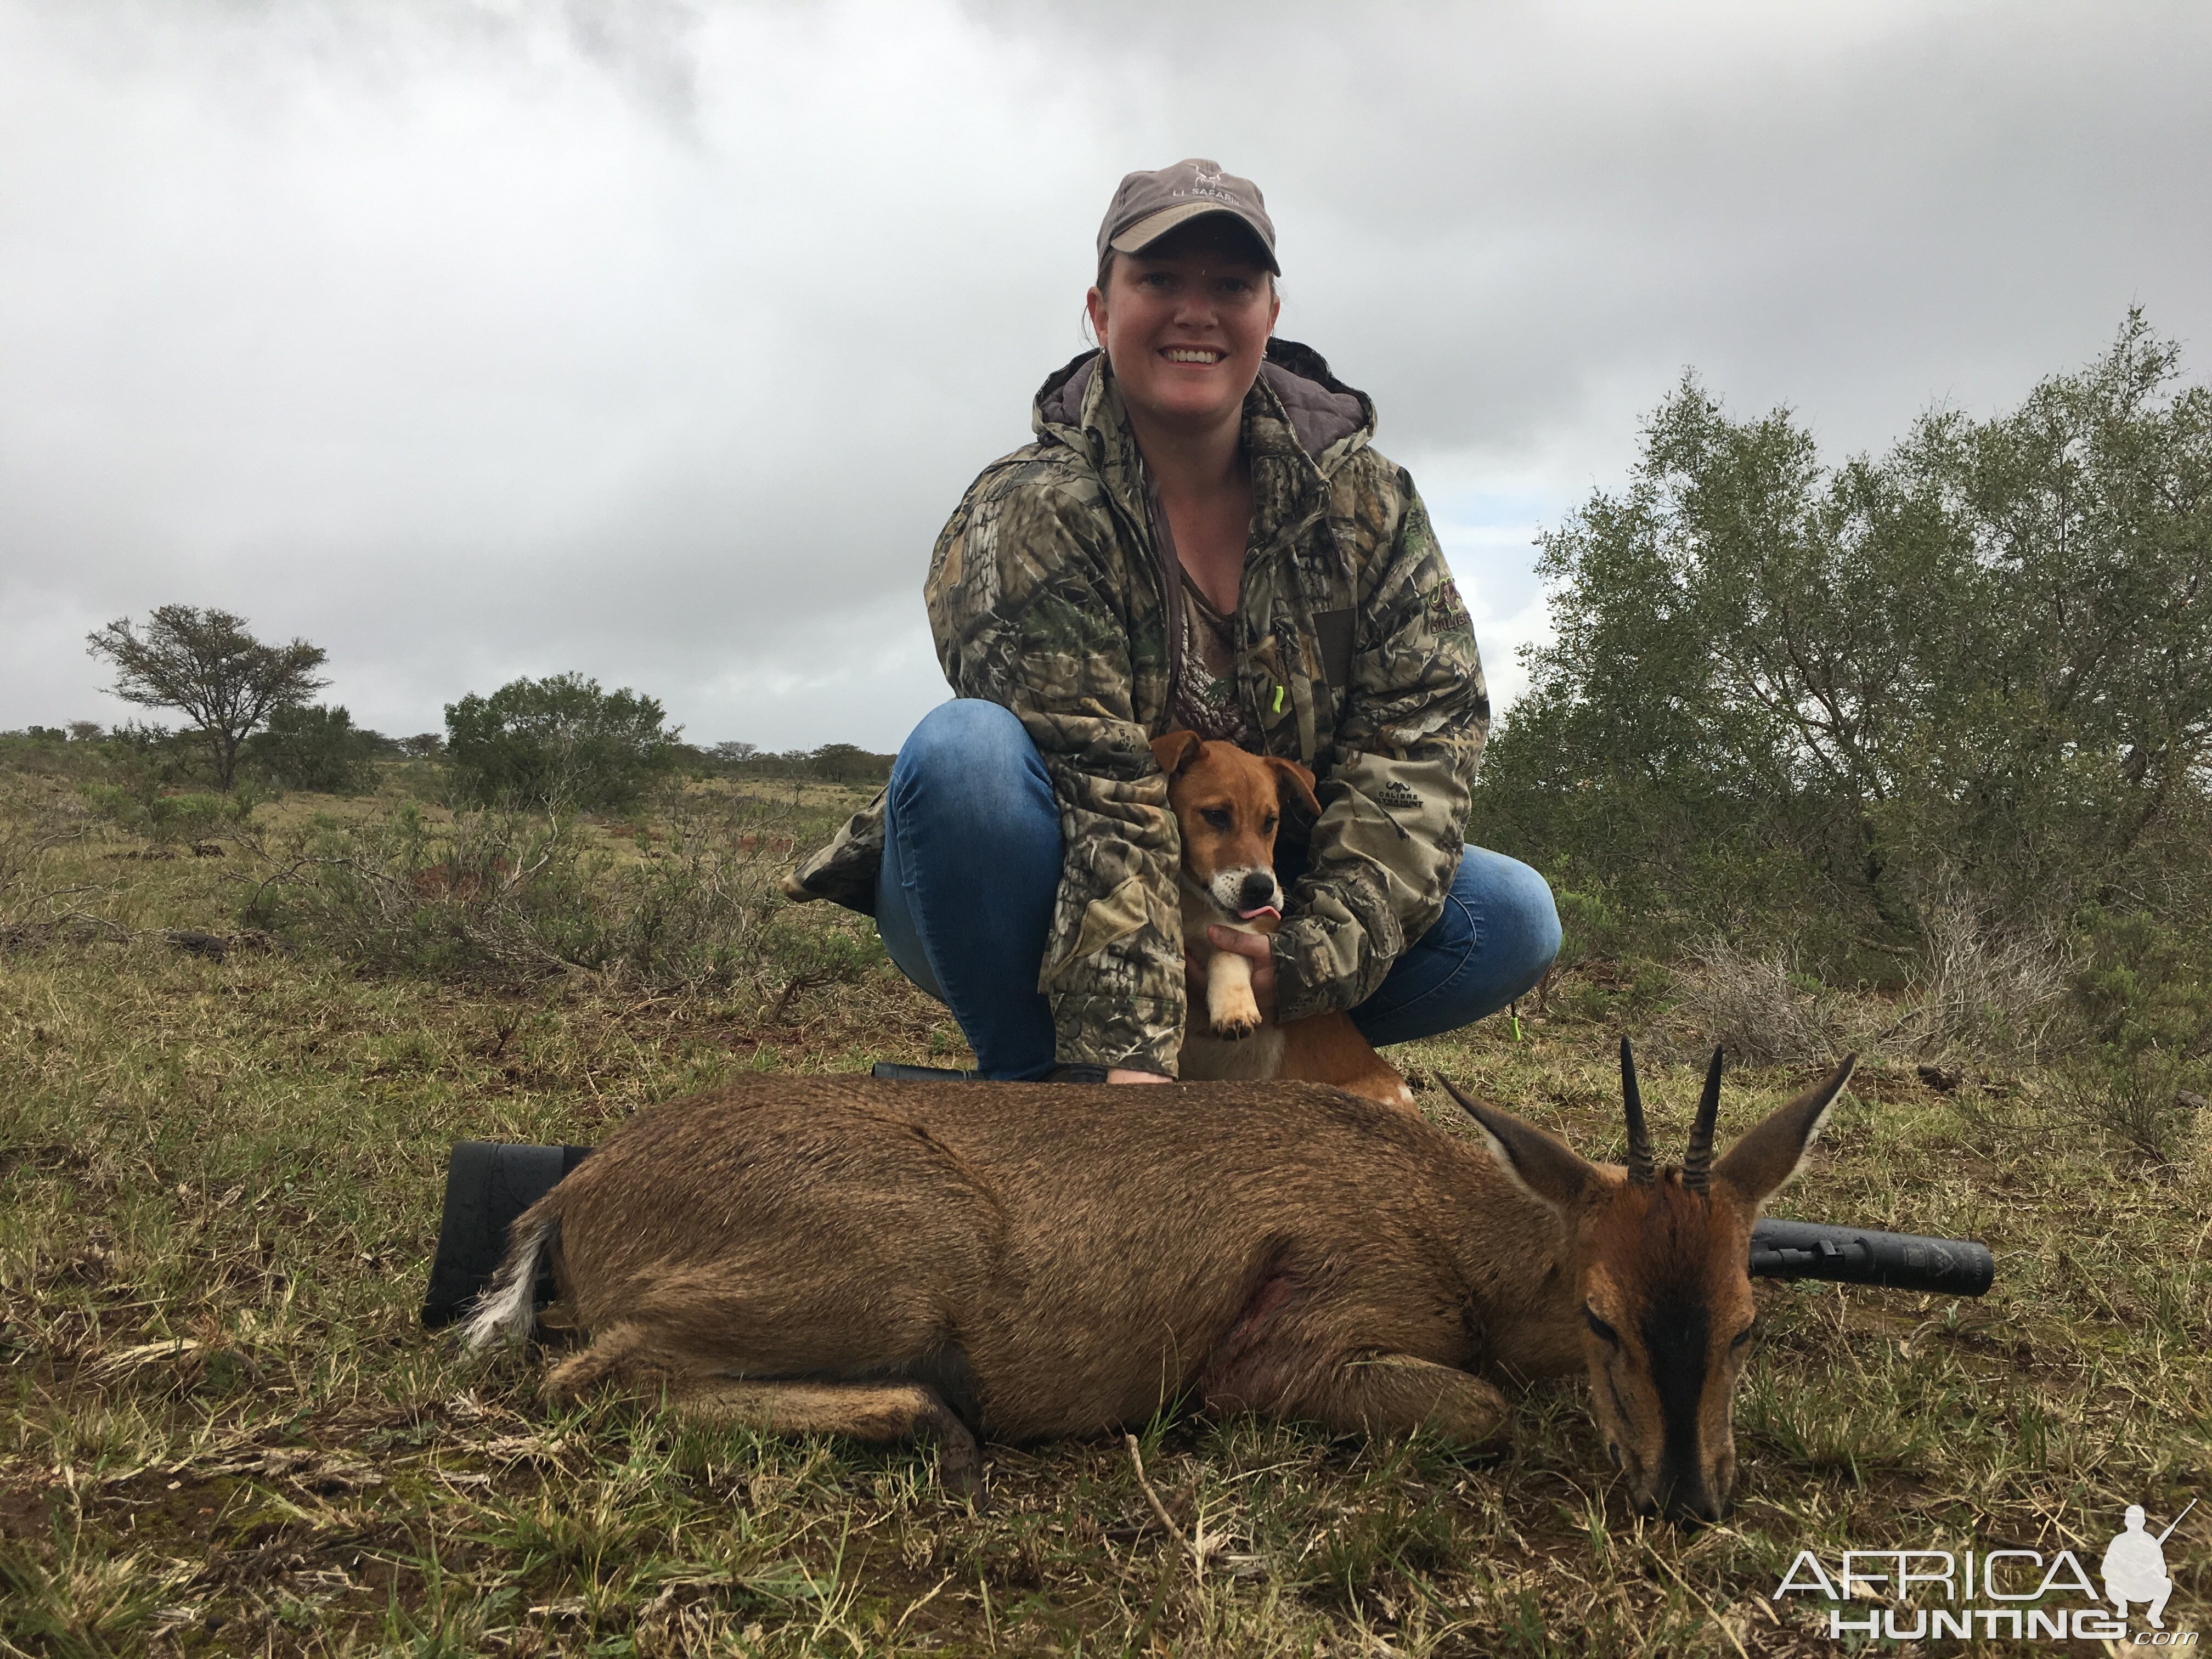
[891,699,1048,815]
[1461,847,1562,985]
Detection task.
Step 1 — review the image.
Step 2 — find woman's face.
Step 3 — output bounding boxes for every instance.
[1086,217,1279,436]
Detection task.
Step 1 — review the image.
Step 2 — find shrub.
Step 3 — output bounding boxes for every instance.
[1676,939,1843,1066]
[689,742,896,787]
[82,785,255,848]
[102,722,202,791]
[2050,1045,2205,1166]
[444,674,680,811]
[241,703,385,794]
[1470,314,2212,958]
[239,792,879,998]
[2045,906,2212,1161]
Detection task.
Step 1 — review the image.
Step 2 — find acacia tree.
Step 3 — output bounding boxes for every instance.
[86,606,329,792]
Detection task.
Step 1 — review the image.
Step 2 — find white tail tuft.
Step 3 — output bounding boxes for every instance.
[461,1212,557,1352]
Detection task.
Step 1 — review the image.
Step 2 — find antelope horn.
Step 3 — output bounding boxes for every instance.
[1683,1045,1724,1194]
[1619,1037,1655,1187]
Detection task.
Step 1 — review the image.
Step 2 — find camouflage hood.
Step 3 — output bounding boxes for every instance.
[1033,340,1373,472]
[789,342,1487,1076]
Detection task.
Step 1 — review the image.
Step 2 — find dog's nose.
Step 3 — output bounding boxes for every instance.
[1238,871,1277,909]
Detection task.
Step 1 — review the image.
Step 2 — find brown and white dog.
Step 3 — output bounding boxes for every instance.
[1153,731,1414,1109]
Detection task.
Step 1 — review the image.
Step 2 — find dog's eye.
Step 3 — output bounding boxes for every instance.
[1200,808,1233,832]
[1584,1308,1620,1346]
[1261,813,1278,832]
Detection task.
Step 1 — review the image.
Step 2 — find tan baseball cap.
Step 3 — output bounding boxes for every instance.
[1097,158,1279,274]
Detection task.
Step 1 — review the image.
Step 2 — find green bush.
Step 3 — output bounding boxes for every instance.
[241,703,386,794]
[444,674,681,811]
[1470,313,2212,961]
[239,793,879,997]
[687,741,896,787]
[2050,907,2212,1160]
[82,784,255,847]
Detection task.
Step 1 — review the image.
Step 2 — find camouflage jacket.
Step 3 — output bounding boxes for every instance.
[787,340,1488,1075]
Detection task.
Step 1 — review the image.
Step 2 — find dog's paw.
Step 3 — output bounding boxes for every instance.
[1210,992,1263,1040]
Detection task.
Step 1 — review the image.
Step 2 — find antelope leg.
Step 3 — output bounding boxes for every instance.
[1297,1353,1510,1446]
[669,1376,983,1493]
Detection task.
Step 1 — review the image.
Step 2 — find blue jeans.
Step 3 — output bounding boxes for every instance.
[876,699,1561,1080]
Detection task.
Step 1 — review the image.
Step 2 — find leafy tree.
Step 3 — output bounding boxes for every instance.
[1471,313,2212,949]
[805,742,893,785]
[242,703,386,794]
[444,673,681,810]
[86,605,329,792]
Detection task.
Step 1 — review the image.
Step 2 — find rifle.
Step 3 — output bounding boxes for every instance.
[422,1141,1997,1328]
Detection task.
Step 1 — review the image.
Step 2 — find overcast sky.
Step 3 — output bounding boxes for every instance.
[3,1,2208,751]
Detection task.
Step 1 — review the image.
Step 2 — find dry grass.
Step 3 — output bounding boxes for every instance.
[1673,943,1842,1068]
[1894,876,2072,1066]
[2,772,2207,1655]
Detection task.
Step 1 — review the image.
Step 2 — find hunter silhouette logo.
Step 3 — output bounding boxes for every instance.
[1773,1497,2199,1643]
[2104,1500,2192,1630]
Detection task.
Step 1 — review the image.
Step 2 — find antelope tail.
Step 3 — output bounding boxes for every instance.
[461,1210,559,1352]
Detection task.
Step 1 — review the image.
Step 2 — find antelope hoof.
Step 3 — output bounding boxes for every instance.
[937,1435,984,1500]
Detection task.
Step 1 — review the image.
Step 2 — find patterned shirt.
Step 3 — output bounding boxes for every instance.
[1171,573,1257,747]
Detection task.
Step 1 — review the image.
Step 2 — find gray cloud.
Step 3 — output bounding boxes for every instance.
[3,0,2207,749]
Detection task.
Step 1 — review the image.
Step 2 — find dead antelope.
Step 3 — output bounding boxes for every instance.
[466,1042,1855,1520]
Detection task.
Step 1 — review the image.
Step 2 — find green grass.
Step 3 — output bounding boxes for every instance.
[1,768,2207,1654]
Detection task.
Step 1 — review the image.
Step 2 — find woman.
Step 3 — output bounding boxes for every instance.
[787,159,1559,1082]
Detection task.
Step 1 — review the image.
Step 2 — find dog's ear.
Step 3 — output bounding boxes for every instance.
[1267,757,1321,819]
[1150,731,1203,778]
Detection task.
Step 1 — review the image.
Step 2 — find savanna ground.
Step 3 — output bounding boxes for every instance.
[2,759,2206,1657]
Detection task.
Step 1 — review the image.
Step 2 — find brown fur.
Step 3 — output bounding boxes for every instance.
[1150,731,1413,1109]
[1451,1052,1855,1517]
[476,1056,1854,1516]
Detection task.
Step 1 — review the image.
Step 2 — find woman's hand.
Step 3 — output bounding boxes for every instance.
[1107,1068,1172,1084]
[1203,926,1277,1022]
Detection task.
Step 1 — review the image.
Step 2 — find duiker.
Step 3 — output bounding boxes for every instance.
[467,1042,1854,1520]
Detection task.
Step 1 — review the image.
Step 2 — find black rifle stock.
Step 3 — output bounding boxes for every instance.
[1750,1218,1994,1296]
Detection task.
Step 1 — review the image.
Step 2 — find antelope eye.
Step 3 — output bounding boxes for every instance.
[1730,1324,1755,1350]
[1584,1308,1620,1346]
[1200,808,1233,832]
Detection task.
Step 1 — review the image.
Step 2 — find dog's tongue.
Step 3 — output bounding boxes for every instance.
[1238,905,1281,922]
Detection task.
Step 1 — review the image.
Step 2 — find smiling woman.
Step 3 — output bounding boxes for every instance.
[783,159,1560,1083]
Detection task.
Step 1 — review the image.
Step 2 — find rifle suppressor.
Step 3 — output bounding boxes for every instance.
[1749,1218,1994,1296]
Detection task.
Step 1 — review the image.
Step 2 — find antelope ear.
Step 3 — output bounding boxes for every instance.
[1150,730,1203,778]
[1438,1075,1601,1216]
[1266,757,1321,819]
[1712,1054,1857,1210]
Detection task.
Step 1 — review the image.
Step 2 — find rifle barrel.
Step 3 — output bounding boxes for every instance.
[2155,1498,2197,1545]
[1749,1218,1994,1296]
